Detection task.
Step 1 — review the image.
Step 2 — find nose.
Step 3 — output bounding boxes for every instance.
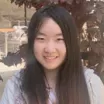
[44,40,56,53]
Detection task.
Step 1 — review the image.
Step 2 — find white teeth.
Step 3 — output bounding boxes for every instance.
[45,56,56,60]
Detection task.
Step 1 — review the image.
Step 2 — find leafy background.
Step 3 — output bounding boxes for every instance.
[0,0,35,28]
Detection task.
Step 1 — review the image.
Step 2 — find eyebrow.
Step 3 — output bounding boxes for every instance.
[37,32,63,36]
[36,32,47,36]
[56,33,63,36]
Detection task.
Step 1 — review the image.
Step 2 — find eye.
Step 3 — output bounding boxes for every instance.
[57,38,64,41]
[36,37,45,41]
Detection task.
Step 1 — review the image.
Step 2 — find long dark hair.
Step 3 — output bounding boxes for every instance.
[21,4,91,104]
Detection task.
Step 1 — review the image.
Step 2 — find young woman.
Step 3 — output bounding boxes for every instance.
[1,4,104,104]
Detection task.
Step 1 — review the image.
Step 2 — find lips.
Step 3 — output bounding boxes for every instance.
[43,56,57,62]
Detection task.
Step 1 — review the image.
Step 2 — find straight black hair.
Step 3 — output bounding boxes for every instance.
[21,4,91,104]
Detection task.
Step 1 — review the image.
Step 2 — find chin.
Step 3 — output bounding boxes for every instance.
[44,66,59,71]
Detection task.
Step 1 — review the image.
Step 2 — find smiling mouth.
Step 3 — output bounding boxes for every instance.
[44,56,58,61]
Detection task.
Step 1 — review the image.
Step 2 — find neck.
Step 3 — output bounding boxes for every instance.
[44,69,58,90]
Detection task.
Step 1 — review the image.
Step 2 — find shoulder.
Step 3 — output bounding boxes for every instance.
[0,69,25,104]
[10,69,23,85]
[84,66,104,104]
[84,66,103,86]
[5,69,22,91]
[5,69,23,90]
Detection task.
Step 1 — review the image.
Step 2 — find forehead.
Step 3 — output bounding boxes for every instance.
[38,18,62,36]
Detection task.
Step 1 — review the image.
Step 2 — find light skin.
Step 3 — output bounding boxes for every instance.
[33,18,66,89]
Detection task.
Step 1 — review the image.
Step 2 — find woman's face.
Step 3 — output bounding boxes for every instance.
[34,18,66,70]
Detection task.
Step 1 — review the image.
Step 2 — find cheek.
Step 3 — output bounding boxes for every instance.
[33,42,38,54]
[58,43,66,55]
[33,42,44,55]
